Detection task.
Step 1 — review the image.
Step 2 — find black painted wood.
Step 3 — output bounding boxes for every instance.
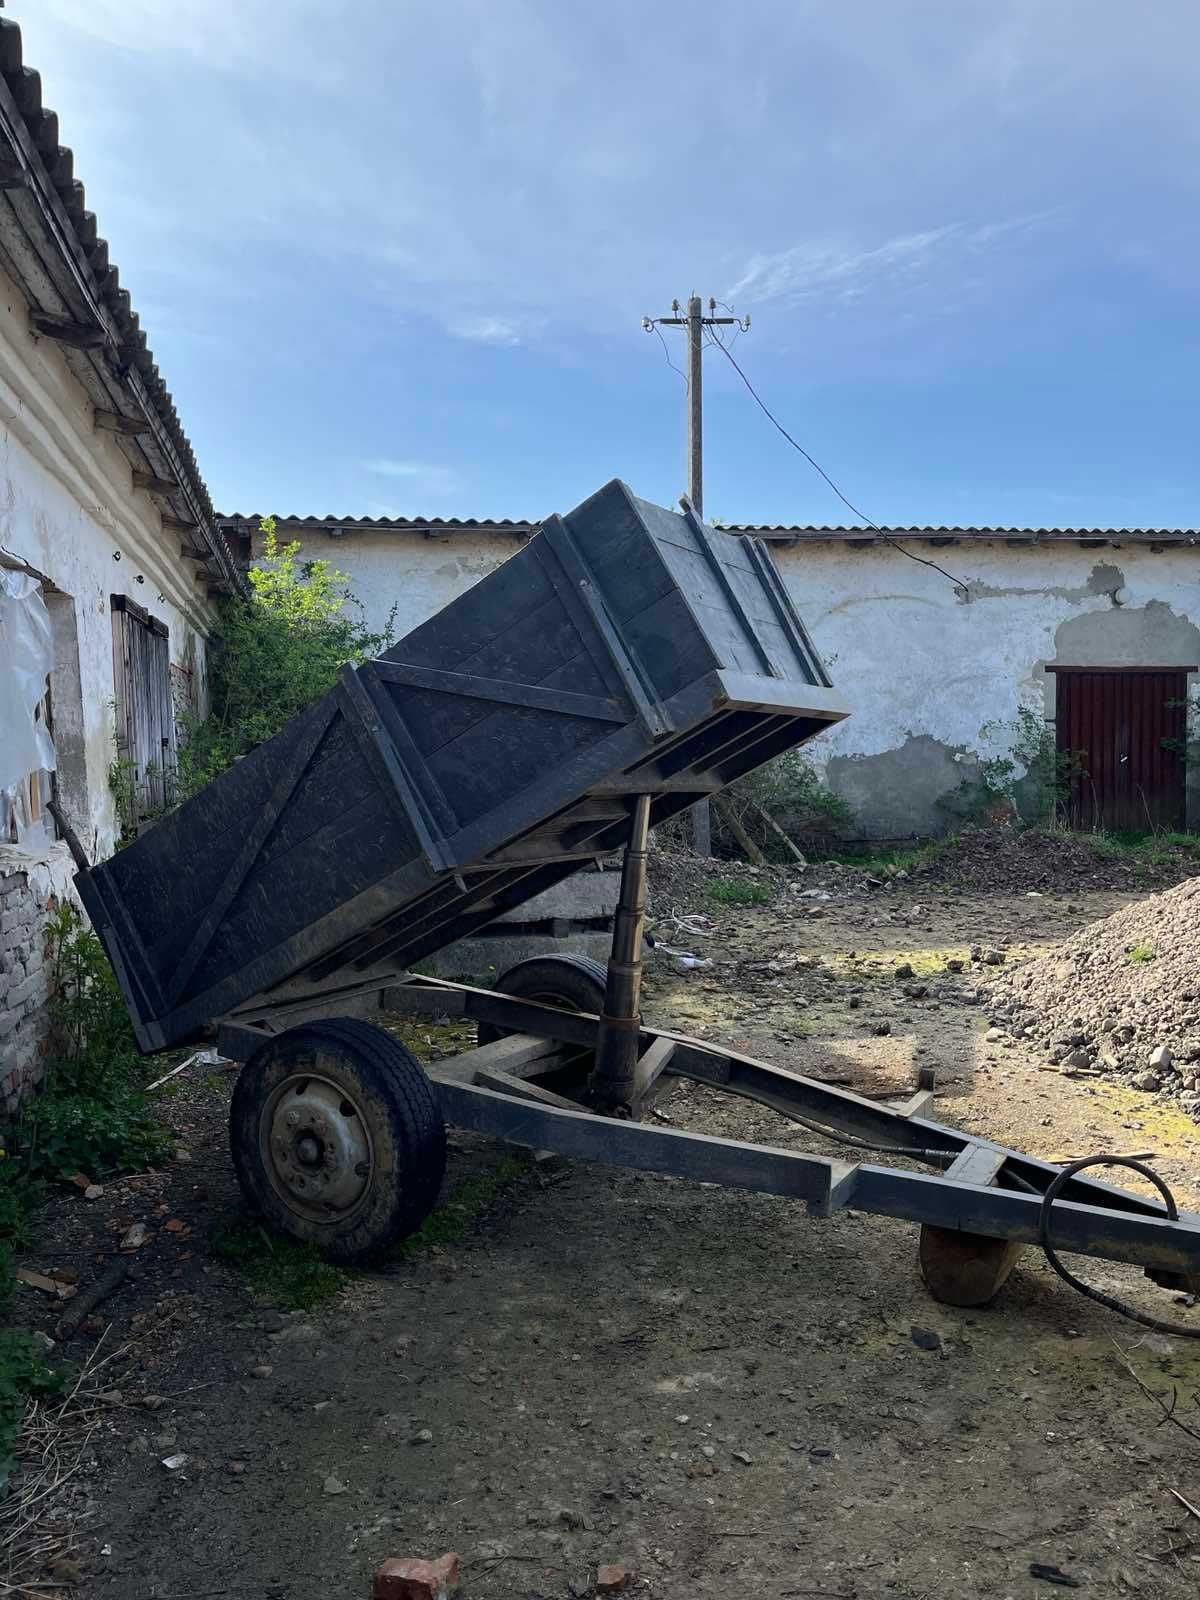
[79,481,846,1049]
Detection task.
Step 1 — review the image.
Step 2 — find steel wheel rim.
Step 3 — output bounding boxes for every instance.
[260,1072,376,1225]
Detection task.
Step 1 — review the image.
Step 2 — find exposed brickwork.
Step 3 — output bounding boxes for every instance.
[0,852,62,1114]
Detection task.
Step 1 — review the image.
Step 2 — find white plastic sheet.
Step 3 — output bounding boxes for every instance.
[0,568,55,793]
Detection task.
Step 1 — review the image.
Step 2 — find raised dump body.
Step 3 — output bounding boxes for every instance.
[78,480,847,1051]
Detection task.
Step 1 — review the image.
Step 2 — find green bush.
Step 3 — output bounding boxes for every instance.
[715,750,854,861]
[177,520,396,798]
[17,904,171,1183]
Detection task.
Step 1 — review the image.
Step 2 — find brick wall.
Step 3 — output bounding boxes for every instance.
[0,845,72,1114]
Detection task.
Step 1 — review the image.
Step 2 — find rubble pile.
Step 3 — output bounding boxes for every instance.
[982,875,1200,1119]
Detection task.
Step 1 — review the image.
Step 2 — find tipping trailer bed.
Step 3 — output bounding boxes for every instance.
[74,482,1200,1316]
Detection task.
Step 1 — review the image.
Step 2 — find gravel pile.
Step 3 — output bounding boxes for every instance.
[982,875,1200,1119]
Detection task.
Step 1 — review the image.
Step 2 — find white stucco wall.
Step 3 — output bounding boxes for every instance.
[248,524,524,644]
[0,256,214,860]
[251,519,1200,839]
[773,539,1200,835]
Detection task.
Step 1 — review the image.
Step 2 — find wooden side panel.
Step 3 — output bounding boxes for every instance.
[84,482,846,1047]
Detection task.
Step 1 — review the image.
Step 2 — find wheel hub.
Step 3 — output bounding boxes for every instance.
[262,1075,373,1222]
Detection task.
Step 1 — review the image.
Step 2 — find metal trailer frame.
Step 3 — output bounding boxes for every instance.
[212,827,1200,1310]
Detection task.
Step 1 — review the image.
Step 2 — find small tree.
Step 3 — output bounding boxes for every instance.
[177,519,395,797]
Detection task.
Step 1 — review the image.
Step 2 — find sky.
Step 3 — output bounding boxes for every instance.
[13,0,1200,527]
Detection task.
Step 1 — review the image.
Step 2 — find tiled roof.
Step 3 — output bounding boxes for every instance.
[219,512,1200,549]
[0,18,243,596]
[725,524,1200,543]
[219,513,536,535]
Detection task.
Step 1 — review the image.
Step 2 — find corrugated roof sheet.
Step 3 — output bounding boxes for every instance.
[219,514,536,533]
[0,17,243,595]
[217,513,1200,546]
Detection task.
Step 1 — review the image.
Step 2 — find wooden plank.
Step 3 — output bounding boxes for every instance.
[164,698,336,1005]
[471,1068,580,1109]
[30,311,105,348]
[370,660,625,723]
[538,516,672,738]
[335,666,453,873]
[633,1035,676,1100]
[428,1033,566,1081]
[131,469,178,497]
[679,498,782,678]
[357,662,460,838]
[94,407,151,436]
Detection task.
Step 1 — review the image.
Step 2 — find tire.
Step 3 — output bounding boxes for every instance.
[230,1017,446,1264]
[477,954,608,1045]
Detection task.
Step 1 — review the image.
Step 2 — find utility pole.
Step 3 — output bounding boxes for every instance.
[643,294,746,856]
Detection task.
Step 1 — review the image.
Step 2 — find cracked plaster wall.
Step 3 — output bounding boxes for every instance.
[769,540,1200,837]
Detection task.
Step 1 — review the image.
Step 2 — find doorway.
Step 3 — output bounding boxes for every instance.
[1048,665,1193,832]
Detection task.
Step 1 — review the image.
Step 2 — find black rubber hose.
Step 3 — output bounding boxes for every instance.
[1039,1155,1200,1338]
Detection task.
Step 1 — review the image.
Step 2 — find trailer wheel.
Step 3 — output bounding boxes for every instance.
[477,954,608,1046]
[230,1018,446,1264]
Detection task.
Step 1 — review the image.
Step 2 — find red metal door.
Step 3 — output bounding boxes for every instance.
[1050,666,1192,832]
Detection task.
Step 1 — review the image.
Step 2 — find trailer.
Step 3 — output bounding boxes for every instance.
[74,480,1200,1314]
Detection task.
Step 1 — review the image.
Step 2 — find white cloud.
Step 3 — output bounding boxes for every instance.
[726,213,1058,311]
[362,460,461,496]
[444,314,532,346]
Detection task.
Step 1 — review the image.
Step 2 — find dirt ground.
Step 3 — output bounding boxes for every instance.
[10,865,1200,1600]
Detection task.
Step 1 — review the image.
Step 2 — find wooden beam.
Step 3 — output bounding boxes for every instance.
[132,469,178,497]
[94,407,151,437]
[30,312,106,349]
[161,515,201,535]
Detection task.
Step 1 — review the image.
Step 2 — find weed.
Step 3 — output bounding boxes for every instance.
[1126,942,1156,963]
[396,1156,531,1257]
[211,1219,345,1310]
[816,842,939,875]
[0,1330,69,1491]
[1093,830,1200,865]
[0,905,168,1481]
[706,877,771,906]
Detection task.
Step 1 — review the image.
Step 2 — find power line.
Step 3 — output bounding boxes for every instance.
[650,319,688,392]
[705,325,969,596]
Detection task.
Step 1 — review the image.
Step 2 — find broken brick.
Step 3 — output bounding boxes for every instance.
[373,1552,460,1600]
[596,1565,630,1594]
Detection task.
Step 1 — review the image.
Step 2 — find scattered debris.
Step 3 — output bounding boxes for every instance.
[56,1258,130,1341]
[596,1564,631,1594]
[910,1326,942,1352]
[322,1474,349,1496]
[15,1267,75,1300]
[119,1222,148,1252]
[1029,1562,1081,1588]
[161,1453,189,1471]
[373,1552,461,1599]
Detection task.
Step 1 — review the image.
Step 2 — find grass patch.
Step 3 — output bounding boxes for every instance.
[211,1219,345,1309]
[706,877,771,907]
[396,1154,531,1257]
[1092,830,1200,866]
[1126,942,1156,963]
[814,841,941,876]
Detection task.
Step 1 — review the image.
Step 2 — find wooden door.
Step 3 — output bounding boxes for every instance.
[112,594,177,822]
[1050,665,1192,832]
